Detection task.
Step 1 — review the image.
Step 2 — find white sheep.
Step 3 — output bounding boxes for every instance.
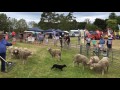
[73,54,89,70]
[8,47,32,64]
[7,46,18,59]
[90,57,109,75]
[87,56,100,65]
[48,47,61,60]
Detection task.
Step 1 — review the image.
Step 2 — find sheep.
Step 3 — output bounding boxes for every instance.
[73,54,89,70]
[90,57,109,75]
[18,48,32,64]
[48,47,61,60]
[87,56,100,65]
[12,47,20,59]
[8,46,32,64]
[7,46,18,59]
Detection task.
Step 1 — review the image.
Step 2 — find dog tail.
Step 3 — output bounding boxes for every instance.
[51,66,53,70]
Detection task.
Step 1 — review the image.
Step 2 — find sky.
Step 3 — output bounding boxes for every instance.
[0,12,120,23]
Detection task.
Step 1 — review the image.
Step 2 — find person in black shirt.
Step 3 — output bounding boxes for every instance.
[59,36,62,48]
[65,34,70,48]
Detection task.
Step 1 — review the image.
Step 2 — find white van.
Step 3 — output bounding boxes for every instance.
[69,29,85,37]
[69,30,80,37]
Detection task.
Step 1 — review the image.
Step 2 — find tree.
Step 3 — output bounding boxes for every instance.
[93,18,106,30]
[0,13,9,32]
[16,19,28,32]
[109,12,117,19]
[86,24,100,31]
[39,12,77,30]
[116,16,120,24]
[84,18,91,24]
[106,19,118,31]
[28,21,38,28]
[9,18,18,32]
[77,22,87,29]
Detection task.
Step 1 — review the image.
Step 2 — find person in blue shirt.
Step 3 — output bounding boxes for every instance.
[107,35,112,51]
[99,37,105,51]
[0,31,12,73]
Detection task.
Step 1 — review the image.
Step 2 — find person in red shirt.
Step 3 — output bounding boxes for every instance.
[5,32,9,41]
[11,31,16,37]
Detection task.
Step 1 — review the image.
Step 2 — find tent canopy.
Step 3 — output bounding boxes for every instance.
[55,29,63,33]
[28,27,44,32]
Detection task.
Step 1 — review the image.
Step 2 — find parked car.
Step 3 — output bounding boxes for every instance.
[89,31,100,40]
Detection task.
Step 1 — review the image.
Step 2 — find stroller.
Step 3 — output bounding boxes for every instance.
[0,56,15,72]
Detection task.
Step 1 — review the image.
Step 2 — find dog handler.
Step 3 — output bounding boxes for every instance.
[0,31,12,72]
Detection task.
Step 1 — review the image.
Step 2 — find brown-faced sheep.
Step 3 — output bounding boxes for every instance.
[8,47,32,64]
[48,47,61,60]
[90,57,109,75]
[73,54,89,70]
[7,46,18,59]
[87,56,100,65]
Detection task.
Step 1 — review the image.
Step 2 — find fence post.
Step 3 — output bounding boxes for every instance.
[107,49,109,57]
[80,45,82,54]
[111,49,113,62]
[97,48,99,57]
[86,45,89,57]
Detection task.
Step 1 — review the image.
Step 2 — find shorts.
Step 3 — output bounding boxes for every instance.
[107,44,112,49]
[86,43,90,46]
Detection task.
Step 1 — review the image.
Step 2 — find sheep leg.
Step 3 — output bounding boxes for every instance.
[77,62,79,67]
[102,69,104,75]
[73,61,75,67]
[59,53,61,60]
[83,66,84,71]
[106,66,109,73]
[23,60,25,64]
[82,63,85,70]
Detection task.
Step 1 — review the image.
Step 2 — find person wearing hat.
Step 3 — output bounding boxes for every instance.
[0,31,12,73]
[106,35,112,57]
[107,35,112,49]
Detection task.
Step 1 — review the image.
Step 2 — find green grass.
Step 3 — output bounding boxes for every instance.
[0,37,120,78]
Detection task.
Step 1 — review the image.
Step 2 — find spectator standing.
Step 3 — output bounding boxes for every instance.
[85,36,91,49]
[45,33,49,45]
[0,31,12,72]
[99,37,105,51]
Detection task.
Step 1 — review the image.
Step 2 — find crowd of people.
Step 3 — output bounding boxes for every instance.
[83,35,113,56]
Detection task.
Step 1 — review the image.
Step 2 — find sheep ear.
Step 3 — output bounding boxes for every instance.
[91,57,95,61]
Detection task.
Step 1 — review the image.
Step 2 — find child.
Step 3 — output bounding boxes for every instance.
[92,38,97,46]
[93,44,99,56]
[107,35,112,51]
[86,36,91,50]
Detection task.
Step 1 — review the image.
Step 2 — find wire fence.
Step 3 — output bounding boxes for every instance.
[78,45,120,67]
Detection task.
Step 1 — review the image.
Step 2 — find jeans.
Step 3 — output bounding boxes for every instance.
[0,53,6,72]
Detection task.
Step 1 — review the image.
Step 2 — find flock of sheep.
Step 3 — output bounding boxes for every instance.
[7,46,32,64]
[47,47,109,75]
[6,46,109,75]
